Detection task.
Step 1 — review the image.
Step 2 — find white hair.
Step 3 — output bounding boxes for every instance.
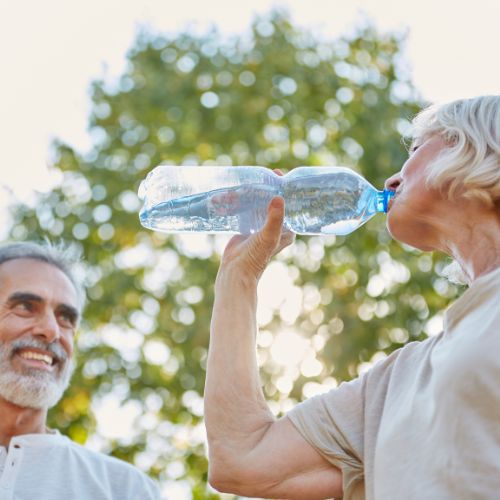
[411,96,500,285]
[411,95,500,207]
[0,240,86,314]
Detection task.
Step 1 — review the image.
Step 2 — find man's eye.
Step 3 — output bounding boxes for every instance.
[58,312,76,327]
[15,302,33,312]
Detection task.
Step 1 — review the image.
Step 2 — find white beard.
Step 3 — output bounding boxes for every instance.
[0,339,75,410]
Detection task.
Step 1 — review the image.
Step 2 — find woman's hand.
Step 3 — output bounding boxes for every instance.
[218,169,295,283]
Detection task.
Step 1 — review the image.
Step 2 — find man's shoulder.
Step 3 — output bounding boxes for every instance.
[65,438,132,467]
[63,437,159,491]
[14,433,161,498]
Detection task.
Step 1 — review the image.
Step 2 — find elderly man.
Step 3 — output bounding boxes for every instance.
[0,241,161,499]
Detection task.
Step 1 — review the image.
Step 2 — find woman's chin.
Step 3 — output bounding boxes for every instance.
[386,218,435,251]
[391,232,435,252]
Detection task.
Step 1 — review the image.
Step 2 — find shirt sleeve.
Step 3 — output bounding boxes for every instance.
[287,373,367,493]
[286,345,408,497]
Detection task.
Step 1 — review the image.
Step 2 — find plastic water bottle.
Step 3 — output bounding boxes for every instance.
[138,165,394,235]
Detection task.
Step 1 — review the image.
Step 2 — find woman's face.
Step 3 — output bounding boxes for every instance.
[385,135,449,251]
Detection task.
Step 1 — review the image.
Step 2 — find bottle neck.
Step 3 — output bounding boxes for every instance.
[376,190,395,213]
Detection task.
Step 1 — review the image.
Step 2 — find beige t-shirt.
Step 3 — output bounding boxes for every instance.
[288,266,500,500]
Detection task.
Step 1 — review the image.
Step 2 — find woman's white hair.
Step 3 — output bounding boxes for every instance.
[411,95,500,207]
[411,95,500,285]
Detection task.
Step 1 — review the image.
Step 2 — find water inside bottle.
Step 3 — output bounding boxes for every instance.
[140,183,277,233]
[284,172,377,235]
[139,167,386,235]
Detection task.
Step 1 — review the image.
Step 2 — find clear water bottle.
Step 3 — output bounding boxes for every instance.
[138,165,395,235]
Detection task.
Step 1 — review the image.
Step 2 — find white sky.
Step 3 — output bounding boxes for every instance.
[0,0,498,222]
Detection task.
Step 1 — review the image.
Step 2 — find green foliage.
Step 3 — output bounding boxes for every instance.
[6,10,462,498]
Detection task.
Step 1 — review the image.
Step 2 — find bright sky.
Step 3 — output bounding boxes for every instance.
[0,0,498,225]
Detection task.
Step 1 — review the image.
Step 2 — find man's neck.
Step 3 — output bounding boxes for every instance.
[0,397,48,448]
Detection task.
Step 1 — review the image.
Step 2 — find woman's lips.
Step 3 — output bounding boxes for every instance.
[388,190,402,211]
[387,195,396,211]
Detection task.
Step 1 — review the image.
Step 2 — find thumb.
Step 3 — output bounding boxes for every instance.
[260,196,285,247]
[242,197,285,279]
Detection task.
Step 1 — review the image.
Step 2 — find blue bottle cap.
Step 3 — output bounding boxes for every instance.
[376,190,395,213]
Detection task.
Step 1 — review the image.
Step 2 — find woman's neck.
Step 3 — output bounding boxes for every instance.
[443,209,500,285]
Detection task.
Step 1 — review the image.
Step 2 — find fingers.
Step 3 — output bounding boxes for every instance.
[219,195,294,281]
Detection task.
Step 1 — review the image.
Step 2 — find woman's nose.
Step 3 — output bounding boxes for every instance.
[385,173,402,192]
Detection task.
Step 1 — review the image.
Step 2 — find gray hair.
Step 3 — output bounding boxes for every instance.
[411,95,500,207]
[0,241,86,314]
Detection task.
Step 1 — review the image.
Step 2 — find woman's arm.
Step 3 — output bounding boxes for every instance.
[205,197,343,499]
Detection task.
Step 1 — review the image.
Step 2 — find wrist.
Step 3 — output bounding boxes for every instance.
[215,265,260,294]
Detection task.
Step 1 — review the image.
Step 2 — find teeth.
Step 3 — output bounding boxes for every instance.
[20,351,53,365]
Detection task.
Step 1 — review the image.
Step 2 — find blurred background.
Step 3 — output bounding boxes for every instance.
[0,0,498,498]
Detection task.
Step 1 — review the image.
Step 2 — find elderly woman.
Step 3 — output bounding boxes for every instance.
[204,95,500,499]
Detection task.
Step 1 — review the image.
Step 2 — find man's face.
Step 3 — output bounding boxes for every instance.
[0,258,79,410]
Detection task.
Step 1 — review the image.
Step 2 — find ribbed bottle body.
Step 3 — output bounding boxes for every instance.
[283,167,379,235]
[138,165,392,235]
[139,166,280,234]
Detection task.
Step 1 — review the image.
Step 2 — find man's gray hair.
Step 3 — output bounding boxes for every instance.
[0,240,86,313]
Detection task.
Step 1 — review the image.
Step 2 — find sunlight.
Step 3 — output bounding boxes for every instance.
[92,394,142,442]
[270,328,309,367]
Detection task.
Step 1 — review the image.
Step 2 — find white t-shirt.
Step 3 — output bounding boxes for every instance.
[0,432,162,500]
[288,266,500,499]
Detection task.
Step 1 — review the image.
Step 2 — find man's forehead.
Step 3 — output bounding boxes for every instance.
[0,258,78,306]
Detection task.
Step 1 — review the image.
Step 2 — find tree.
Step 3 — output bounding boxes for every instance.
[6,10,462,498]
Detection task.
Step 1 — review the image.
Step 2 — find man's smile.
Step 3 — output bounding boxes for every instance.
[14,348,59,372]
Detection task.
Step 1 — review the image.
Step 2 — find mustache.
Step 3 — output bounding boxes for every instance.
[8,338,69,363]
